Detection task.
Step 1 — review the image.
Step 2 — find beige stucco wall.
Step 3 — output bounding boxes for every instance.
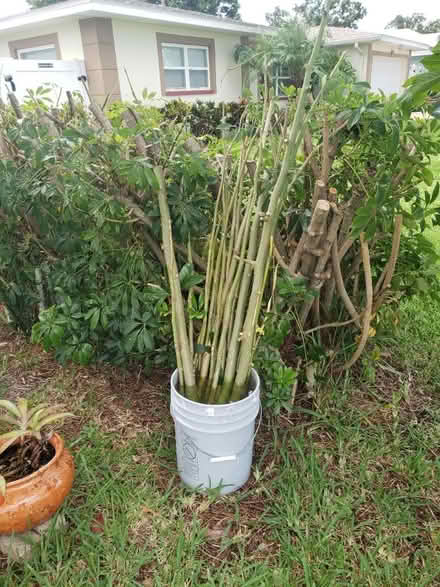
[371,41,409,57]
[0,19,84,60]
[111,18,243,103]
[339,44,369,80]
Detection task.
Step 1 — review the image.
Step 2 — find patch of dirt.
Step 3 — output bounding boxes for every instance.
[0,323,171,440]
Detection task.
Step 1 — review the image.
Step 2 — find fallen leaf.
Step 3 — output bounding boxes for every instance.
[141,506,159,517]
[90,512,105,534]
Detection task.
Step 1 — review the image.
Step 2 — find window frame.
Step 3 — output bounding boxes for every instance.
[162,43,210,92]
[16,44,57,60]
[156,33,216,97]
[9,33,61,60]
[273,64,292,98]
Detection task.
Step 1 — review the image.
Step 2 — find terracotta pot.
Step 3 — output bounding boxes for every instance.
[0,433,74,534]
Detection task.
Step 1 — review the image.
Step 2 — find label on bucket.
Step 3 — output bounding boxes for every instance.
[182,432,199,481]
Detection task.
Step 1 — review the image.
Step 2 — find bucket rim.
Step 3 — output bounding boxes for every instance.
[170,368,260,409]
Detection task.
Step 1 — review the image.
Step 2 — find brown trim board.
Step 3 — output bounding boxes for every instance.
[9,33,61,59]
[156,32,216,96]
[79,17,121,105]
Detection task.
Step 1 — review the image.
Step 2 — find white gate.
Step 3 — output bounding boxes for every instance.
[0,58,88,104]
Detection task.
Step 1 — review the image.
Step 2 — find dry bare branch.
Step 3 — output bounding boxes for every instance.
[343,233,373,370]
[332,239,361,328]
[373,214,403,313]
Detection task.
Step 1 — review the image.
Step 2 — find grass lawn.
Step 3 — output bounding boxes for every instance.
[0,290,440,585]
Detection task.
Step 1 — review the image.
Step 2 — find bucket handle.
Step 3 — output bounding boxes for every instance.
[190,402,262,463]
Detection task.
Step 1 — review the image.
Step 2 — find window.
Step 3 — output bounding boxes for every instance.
[16,44,57,60]
[157,33,216,96]
[162,44,210,91]
[273,64,292,97]
[9,34,61,60]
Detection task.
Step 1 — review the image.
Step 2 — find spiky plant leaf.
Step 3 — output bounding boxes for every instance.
[34,413,74,432]
[0,430,26,455]
[29,407,52,430]
[0,400,21,420]
[17,399,28,425]
[27,403,50,420]
[0,414,19,427]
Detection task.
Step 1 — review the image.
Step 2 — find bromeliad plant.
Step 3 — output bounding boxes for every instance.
[155,6,335,404]
[0,399,73,498]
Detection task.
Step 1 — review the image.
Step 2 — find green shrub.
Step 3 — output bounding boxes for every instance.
[0,98,215,370]
[162,99,247,138]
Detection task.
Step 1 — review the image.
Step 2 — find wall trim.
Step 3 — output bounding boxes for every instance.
[366,44,373,83]
[79,17,121,104]
[156,32,216,97]
[371,50,408,57]
[8,33,61,59]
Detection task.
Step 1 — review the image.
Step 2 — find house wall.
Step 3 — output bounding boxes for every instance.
[369,42,410,93]
[0,19,84,61]
[371,41,409,57]
[342,44,369,80]
[111,18,243,103]
[336,41,411,93]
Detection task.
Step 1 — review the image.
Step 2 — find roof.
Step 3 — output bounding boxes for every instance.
[324,26,432,51]
[0,0,271,36]
[383,28,440,48]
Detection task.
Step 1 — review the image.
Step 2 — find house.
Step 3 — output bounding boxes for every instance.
[0,0,268,105]
[324,27,431,95]
[0,1,433,106]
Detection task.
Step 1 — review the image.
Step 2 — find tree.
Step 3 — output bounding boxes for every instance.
[386,13,440,34]
[27,0,240,18]
[27,0,61,7]
[294,0,367,29]
[265,6,290,27]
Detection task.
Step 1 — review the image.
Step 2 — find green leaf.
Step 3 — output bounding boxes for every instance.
[49,325,65,347]
[124,329,139,353]
[0,400,21,419]
[29,407,52,429]
[123,319,140,335]
[195,343,211,354]
[0,431,23,456]
[76,343,93,366]
[143,330,154,352]
[90,309,100,331]
[421,51,440,73]
[415,277,429,292]
[143,167,159,190]
[0,414,19,426]
[33,412,74,431]
[179,263,204,290]
[147,284,169,300]
[422,167,434,186]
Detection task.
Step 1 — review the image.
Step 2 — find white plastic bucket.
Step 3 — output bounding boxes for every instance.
[170,369,261,495]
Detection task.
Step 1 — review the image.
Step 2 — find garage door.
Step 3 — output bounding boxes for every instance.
[370,55,406,96]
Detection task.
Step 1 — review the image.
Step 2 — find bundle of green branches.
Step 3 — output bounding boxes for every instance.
[155,5,337,404]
